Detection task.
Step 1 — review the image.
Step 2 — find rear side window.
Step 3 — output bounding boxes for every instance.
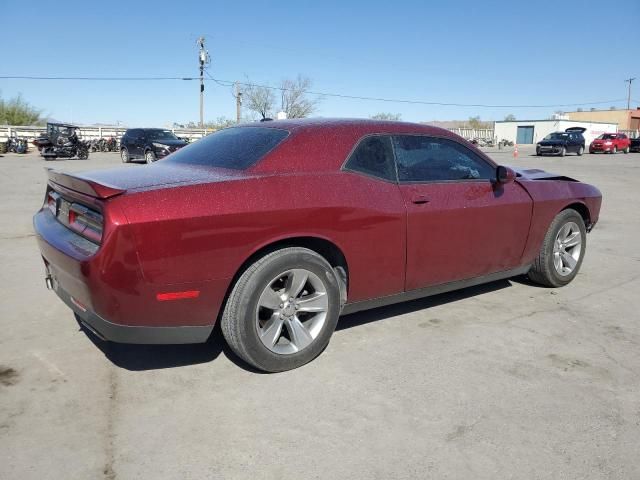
[164,127,289,169]
[344,135,396,181]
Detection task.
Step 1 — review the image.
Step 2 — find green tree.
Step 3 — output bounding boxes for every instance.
[204,116,236,130]
[370,112,402,121]
[0,93,43,125]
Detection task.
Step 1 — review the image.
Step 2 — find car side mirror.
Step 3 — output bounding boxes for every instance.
[496,165,516,184]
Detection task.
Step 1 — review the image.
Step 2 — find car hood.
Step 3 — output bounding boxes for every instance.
[70,162,247,192]
[150,139,187,147]
[512,167,578,182]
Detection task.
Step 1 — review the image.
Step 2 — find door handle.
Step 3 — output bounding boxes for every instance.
[411,195,430,205]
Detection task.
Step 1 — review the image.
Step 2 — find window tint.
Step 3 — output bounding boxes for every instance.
[164,127,289,169]
[344,135,396,181]
[393,136,495,182]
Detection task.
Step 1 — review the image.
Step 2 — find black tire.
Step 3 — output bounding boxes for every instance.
[559,146,566,157]
[121,148,129,163]
[221,247,341,372]
[144,149,156,164]
[528,209,587,288]
[612,146,617,154]
[577,146,584,156]
[77,148,89,160]
[623,146,629,154]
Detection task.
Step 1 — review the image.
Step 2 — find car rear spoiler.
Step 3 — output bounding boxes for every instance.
[46,168,126,199]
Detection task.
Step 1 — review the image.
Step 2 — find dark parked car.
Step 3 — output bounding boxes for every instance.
[630,136,640,152]
[589,133,630,154]
[120,128,187,163]
[34,119,602,372]
[536,127,586,156]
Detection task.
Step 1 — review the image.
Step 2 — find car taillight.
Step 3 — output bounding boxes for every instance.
[68,203,103,243]
[46,191,59,215]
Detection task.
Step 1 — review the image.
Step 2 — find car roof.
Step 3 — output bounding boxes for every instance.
[242,117,454,136]
[243,118,492,174]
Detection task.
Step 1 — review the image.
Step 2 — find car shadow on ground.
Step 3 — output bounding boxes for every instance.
[336,279,514,331]
[79,278,519,372]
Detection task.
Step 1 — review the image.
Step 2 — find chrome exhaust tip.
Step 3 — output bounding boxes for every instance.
[45,274,53,290]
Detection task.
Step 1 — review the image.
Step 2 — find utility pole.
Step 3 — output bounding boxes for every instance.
[197,36,210,128]
[625,77,635,111]
[234,82,243,124]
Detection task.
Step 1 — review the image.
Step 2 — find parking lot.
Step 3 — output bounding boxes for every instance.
[1,146,639,479]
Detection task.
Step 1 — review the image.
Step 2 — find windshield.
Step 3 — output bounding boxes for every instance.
[164,127,289,169]
[597,134,616,140]
[543,133,568,141]
[146,130,179,140]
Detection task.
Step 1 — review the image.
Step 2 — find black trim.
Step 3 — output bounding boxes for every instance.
[55,285,213,344]
[340,265,531,316]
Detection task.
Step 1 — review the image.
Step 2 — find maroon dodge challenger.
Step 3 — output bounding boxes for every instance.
[34,119,602,372]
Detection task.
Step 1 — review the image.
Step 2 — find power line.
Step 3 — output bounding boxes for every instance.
[0,74,628,109]
[0,75,194,81]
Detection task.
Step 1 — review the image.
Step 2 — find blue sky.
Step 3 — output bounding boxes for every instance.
[1,0,638,126]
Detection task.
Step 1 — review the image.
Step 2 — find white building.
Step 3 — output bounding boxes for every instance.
[494,119,618,145]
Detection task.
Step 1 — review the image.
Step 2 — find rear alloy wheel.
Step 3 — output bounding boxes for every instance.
[121,148,129,163]
[559,146,566,157]
[624,146,629,154]
[528,209,586,287]
[577,146,584,156]
[612,146,618,154]
[145,150,156,163]
[221,247,341,372]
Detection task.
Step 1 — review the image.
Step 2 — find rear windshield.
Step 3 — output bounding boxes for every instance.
[164,127,289,169]
[544,133,568,140]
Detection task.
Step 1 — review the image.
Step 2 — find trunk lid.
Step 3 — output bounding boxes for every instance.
[48,162,246,197]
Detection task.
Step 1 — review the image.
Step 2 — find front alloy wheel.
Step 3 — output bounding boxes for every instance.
[552,222,582,277]
[145,150,156,163]
[121,148,129,163]
[528,209,587,287]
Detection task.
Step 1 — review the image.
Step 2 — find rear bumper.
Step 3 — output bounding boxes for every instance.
[54,283,213,344]
[537,145,566,155]
[34,207,230,343]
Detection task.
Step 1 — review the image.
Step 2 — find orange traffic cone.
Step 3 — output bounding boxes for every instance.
[513,143,519,158]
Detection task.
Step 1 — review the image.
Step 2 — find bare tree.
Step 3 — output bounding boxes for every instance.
[279,75,320,118]
[242,75,320,120]
[243,81,276,120]
[504,113,516,121]
[370,112,402,121]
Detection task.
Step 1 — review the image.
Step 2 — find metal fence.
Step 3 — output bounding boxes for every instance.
[447,128,495,140]
[620,130,640,138]
[0,124,213,142]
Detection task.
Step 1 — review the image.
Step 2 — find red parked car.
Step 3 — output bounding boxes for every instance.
[589,132,630,154]
[34,119,602,372]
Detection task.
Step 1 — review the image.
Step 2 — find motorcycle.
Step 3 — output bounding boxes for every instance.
[7,136,29,154]
[104,136,117,152]
[40,123,89,160]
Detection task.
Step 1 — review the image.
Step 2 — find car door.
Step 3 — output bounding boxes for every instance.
[392,135,533,291]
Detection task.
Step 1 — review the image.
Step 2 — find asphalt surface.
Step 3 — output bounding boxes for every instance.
[1,146,639,479]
